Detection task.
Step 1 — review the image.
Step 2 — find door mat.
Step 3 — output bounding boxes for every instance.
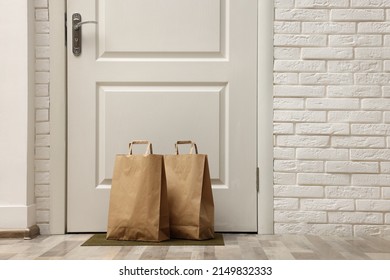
[81,233,224,246]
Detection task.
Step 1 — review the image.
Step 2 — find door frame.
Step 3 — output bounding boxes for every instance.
[48,0,274,234]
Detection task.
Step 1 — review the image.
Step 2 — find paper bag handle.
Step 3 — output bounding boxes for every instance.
[175,140,198,155]
[128,140,153,155]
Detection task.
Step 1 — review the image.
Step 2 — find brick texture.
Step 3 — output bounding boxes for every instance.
[34,0,50,234]
[274,0,390,236]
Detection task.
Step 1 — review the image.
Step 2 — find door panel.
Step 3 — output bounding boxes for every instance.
[67,0,258,232]
[101,0,221,54]
[98,84,223,186]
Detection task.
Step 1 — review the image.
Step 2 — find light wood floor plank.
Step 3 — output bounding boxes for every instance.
[1,234,390,260]
[305,235,347,260]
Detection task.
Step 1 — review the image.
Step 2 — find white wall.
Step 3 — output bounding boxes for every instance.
[34,0,52,234]
[0,0,36,229]
[274,0,390,236]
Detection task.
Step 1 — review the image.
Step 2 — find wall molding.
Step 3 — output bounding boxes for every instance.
[49,0,67,234]
[0,225,40,240]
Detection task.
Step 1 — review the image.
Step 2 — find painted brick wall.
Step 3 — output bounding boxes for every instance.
[274,0,390,236]
[34,0,50,234]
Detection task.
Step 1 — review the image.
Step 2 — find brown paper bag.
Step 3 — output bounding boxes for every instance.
[164,141,214,240]
[106,141,170,242]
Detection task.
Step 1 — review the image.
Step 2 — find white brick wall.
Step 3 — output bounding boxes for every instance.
[34,0,50,234]
[274,0,390,236]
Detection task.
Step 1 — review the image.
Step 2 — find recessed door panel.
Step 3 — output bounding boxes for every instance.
[98,0,226,59]
[97,84,225,186]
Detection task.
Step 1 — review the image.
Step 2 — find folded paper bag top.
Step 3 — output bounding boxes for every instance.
[164,141,215,240]
[106,140,170,242]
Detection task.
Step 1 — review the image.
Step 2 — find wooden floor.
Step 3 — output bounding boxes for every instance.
[1,233,390,260]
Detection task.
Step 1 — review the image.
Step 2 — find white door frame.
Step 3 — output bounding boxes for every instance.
[48,0,274,234]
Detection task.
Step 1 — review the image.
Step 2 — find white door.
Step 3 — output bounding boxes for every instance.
[67,0,258,232]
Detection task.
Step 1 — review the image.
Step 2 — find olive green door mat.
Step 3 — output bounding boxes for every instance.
[81,233,224,246]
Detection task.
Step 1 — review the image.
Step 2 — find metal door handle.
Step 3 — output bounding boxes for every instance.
[72,13,98,56]
[74,20,98,30]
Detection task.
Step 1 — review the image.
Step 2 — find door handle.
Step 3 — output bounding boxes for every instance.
[72,13,98,56]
